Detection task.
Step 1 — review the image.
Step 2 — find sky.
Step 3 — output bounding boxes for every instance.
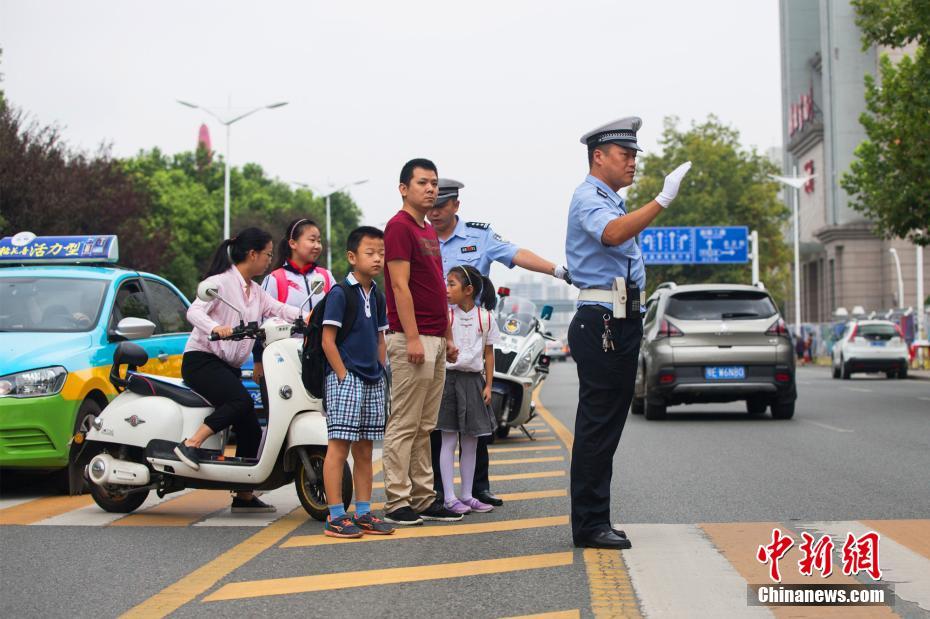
[0,0,782,285]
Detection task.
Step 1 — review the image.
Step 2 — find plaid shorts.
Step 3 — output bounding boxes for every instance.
[324,371,386,442]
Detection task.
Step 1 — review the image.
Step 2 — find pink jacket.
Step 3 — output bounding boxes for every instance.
[185,267,302,368]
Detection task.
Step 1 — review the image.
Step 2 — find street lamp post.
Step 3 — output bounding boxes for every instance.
[293,180,368,269]
[770,168,815,337]
[177,99,288,240]
[889,248,905,309]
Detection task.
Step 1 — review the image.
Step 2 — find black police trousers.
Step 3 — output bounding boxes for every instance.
[430,430,492,498]
[567,305,642,541]
[181,351,261,459]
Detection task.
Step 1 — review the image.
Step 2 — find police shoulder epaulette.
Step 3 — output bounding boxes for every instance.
[596,187,609,199]
[465,221,490,230]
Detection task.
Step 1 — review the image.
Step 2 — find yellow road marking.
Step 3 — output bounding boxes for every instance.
[121,459,384,616]
[455,456,566,467]
[583,548,642,618]
[0,494,94,525]
[203,551,575,601]
[500,436,558,443]
[861,519,930,561]
[281,515,569,548]
[373,470,565,490]
[366,488,567,511]
[488,444,563,454]
[118,509,307,618]
[111,490,230,527]
[504,611,580,619]
[533,385,574,453]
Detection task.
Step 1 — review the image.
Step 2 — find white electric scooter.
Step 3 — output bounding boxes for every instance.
[76,280,349,521]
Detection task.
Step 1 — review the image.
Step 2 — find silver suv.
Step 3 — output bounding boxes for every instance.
[632,283,796,420]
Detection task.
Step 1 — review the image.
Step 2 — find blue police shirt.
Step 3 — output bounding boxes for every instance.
[321,273,388,383]
[438,217,519,277]
[566,175,646,310]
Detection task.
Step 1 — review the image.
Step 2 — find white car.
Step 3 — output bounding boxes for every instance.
[832,320,909,379]
[545,338,568,361]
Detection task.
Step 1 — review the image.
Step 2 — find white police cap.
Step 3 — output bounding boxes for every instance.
[580,116,643,152]
[435,178,464,205]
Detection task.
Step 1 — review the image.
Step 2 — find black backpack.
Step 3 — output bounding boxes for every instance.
[301,282,385,399]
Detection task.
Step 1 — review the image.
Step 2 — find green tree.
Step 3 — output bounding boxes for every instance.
[842,0,930,245]
[627,117,792,309]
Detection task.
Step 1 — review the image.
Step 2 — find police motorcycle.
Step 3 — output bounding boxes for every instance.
[490,288,554,439]
[75,279,350,521]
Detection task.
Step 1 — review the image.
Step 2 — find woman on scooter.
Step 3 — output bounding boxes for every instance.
[252,218,334,386]
[176,227,303,513]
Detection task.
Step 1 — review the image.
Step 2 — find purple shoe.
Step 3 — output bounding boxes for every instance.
[444,498,472,515]
[462,497,494,513]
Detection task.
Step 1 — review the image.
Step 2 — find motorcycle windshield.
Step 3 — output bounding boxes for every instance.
[497,297,538,337]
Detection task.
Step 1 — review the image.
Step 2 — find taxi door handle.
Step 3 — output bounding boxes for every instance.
[157,353,169,362]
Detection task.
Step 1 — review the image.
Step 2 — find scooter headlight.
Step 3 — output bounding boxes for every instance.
[512,351,534,376]
[0,366,68,398]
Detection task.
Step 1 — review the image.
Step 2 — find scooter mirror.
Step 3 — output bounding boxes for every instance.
[196,281,220,302]
[298,277,326,314]
[540,305,554,320]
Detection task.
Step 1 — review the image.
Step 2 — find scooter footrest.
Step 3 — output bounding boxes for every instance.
[144,439,258,466]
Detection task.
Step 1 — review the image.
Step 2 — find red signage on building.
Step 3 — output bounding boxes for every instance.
[788,86,815,137]
[803,160,815,194]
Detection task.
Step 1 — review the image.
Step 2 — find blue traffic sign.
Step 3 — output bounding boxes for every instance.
[640,226,748,265]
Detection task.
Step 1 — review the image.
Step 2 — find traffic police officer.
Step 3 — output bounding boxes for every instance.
[428,178,571,506]
[566,117,691,549]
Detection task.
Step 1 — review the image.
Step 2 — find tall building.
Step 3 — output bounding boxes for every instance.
[779,0,927,323]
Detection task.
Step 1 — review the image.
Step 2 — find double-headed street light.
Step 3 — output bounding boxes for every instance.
[292,180,369,269]
[770,168,815,337]
[177,100,289,240]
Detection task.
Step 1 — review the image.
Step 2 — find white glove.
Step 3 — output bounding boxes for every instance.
[655,161,692,208]
[553,265,572,284]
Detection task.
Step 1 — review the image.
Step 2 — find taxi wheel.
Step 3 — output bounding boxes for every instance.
[63,398,103,495]
[295,448,352,522]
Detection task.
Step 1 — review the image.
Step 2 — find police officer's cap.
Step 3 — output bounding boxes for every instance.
[435,178,464,206]
[580,116,643,152]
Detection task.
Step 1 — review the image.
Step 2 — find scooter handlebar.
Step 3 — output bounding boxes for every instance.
[209,322,262,341]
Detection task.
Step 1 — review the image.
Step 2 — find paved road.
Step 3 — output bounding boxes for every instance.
[1,364,928,618]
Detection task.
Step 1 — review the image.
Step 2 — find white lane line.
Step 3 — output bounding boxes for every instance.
[33,489,193,526]
[194,485,301,527]
[918,397,930,402]
[622,523,773,618]
[844,387,874,393]
[801,520,930,612]
[0,496,43,511]
[801,420,855,433]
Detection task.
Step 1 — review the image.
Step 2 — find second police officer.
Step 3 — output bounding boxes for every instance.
[566,117,691,549]
[427,178,572,506]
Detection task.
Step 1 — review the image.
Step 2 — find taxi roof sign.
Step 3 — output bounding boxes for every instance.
[0,233,119,264]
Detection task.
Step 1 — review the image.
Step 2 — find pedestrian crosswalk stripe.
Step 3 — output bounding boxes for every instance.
[862,519,930,561]
[583,548,641,618]
[202,551,575,602]
[699,521,898,617]
[802,520,930,612]
[372,470,565,490]
[193,486,301,528]
[281,515,569,548]
[621,524,770,618]
[365,489,567,512]
[487,444,563,454]
[110,489,231,527]
[0,494,94,525]
[454,456,566,467]
[34,489,192,527]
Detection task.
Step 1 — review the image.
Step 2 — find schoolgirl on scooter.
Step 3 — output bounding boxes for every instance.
[253,218,335,385]
[175,227,304,512]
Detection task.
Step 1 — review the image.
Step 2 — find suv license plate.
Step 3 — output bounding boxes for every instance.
[705,366,746,380]
[870,341,886,347]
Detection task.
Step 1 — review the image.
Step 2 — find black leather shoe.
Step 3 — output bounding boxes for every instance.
[612,528,628,539]
[574,529,632,549]
[474,491,503,507]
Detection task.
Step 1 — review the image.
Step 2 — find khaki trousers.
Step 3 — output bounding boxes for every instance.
[383,333,447,512]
